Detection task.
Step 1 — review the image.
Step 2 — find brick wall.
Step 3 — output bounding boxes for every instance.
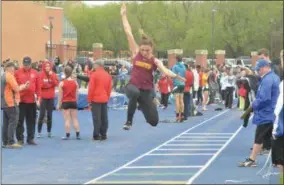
[2,2,77,65]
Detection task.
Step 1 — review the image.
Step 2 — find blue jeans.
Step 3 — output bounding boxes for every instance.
[183,92,191,119]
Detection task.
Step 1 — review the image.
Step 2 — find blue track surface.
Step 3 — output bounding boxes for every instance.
[2,104,279,184]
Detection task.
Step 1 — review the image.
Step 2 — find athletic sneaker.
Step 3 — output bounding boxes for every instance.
[37,133,42,138]
[93,136,101,141]
[176,113,180,122]
[101,135,107,141]
[6,143,22,149]
[62,136,70,140]
[123,121,132,130]
[238,158,257,167]
[76,136,81,140]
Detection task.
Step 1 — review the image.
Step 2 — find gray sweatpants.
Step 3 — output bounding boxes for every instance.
[2,106,19,145]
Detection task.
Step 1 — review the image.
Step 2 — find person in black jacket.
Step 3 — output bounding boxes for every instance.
[236,69,251,110]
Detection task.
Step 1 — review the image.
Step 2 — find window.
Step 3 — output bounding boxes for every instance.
[62,15,77,40]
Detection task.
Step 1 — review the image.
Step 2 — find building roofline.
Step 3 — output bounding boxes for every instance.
[45,6,63,10]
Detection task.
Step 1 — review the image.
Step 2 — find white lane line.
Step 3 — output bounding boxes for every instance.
[179,136,231,139]
[170,140,227,142]
[124,166,204,169]
[147,153,215,156]
[183,133,234,135]
[186,125,244,184]
[155,148,220,151]
[166,144,224,146]
[84,109,231,184]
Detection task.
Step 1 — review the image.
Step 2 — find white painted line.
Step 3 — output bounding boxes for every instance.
[183,133,233,135]
[166,144,223,146]
[180,136,230,139]
[147,153,215,156]
[186,125,244,184]
[84,108,231,184]
[174,138,228,141]
[171,140,227,142]
[155,148,220,151]
[124,166,203,169]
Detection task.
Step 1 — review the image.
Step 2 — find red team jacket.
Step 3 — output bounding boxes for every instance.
[38,61,59,99]
[184,70,194,92]
[15,67,40,103]
[87,67,112,103]
[158,76,173,94]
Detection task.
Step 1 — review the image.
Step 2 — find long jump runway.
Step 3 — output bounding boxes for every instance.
[85,106,243,184]
[2,104,244,184]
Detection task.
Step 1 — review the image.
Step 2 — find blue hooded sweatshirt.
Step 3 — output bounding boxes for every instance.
[172,61,186,87]
[252,71,280,125]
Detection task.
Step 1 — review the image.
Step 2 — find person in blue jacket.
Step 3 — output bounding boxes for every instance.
[171,55,186,122]
[239,59,280,167]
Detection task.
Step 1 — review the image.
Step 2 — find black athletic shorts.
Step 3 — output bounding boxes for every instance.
[272,135,284,165]
[61,102,77,110]
[173,85,184,94]
[254,123,273,144]
[203,85,209,92]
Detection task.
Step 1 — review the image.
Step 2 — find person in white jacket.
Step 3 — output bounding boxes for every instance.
[191,65,199,101]
[220,67,228,104]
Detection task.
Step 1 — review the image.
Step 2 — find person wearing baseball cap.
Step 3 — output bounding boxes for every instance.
[14,56,40,145]
[239,58,280,167]
[1,62,30,148]
[253,59,271,76]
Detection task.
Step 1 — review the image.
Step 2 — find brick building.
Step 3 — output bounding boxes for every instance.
[2,1,77,65]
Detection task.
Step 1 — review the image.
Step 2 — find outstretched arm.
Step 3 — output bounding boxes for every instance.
[154,58,185,82]
[121,3,139,58]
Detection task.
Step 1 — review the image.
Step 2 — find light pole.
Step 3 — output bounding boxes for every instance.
[269,18,275,58]
[49,16,54,60]
[211,7,216,68]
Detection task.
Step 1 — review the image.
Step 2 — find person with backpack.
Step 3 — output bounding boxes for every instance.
[2,62,30,148]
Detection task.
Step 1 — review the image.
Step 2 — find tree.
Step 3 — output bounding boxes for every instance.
[63,1,283,58]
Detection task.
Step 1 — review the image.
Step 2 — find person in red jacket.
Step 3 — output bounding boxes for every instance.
[88,60,112,141]
[57,66,80,140]
[37,61,59,138]
[14,56,40,145]
[183,64,194,120]
[157,73,173,109]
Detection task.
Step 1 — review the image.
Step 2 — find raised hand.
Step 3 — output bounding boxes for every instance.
[121,2,126,16]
